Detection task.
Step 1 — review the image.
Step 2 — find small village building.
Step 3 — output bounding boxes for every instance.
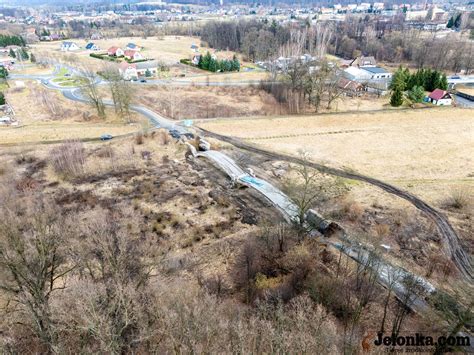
[90,33,102,40]
[191,54,201,65]
[60,41,80,51]
[0,61,14,70]
[126,43,141,51]
[123,50,143,61]
[119,62,138,80]
[350,56,377,67]
[428,89,452,106]
[108,46,124,57]
[360,66,392,80]
[343,66,372,81]
[337,77,365,94]
[0,116,12,125]
[85,42,100,51]
[135,61,158,76]
[43,34,62,41]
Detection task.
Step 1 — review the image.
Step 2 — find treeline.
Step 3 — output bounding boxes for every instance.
[391,67,448,92]
[199,17,473,74]
[198,52,240,72]
[0,34,26,47]
[330,15,473,73]
[389,67,448,106]
[200,19,291,61]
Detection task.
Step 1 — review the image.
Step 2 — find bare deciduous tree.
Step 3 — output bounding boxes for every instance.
[0,198,75,353]
[102,65,134,122]
[283,151,331,227]
[80,68,106,119]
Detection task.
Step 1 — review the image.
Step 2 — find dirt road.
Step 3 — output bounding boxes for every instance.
[199,128,473,282]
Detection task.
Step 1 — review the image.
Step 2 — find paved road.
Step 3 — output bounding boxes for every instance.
[448,75,474,85]
[454,94,474,108]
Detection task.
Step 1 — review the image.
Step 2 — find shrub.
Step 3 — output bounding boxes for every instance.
[443,188,471,210]
[96,145,114,158]
[340,199,364,222]
[50,140,86,178]
[0,92,5,105]
[15,154,36,165]
[373,223,390,238]
[134,133,144,145]
[157,129,171,145]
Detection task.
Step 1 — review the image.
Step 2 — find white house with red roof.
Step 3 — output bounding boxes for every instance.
[428,89,452,106]
[123,50,143,61]
[107,46,124,57]
[119,62,138,80]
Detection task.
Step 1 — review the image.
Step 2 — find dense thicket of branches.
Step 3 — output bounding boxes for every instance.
[329,15,474,73]
[200,19,291,61]
[261,59,343,114]
[200,16,473,73]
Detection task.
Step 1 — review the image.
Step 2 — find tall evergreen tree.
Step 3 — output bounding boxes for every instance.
[200,52,212,71]
[208,58,217,72]
[232,55,240,71]
[447,16,454,28]
[0,67,8,79]
[407,85,425,103]
[20,48,29,60]
[439,74,448,90]
[390,86,404,107]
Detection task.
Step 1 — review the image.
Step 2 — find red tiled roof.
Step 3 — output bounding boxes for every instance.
[123,50,137,57]
[108,46,120,54]
[119,62,136,70]
[429,89,449,101]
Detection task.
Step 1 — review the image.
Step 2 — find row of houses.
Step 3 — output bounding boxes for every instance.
[60,41,141,54]
[107,45,144,61]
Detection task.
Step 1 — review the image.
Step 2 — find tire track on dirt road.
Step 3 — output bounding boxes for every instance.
[199,128,473,282]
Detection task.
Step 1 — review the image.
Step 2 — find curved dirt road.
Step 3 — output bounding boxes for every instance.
[199,128,473,282]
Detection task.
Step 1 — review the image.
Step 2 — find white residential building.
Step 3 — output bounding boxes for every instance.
[60,41,80,51]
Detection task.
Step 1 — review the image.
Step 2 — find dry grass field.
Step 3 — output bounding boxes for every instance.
[456,84,474,96]
[175,70,268,84]
[32,36,205,65]
[199,107,474,205]
[30,36,256,80]
[0,80,143,144]
[9,64,54,75]
[122,84,284,119]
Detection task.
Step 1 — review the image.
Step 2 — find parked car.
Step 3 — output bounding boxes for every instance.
[140,79,147,83]
[100,134,113,141]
